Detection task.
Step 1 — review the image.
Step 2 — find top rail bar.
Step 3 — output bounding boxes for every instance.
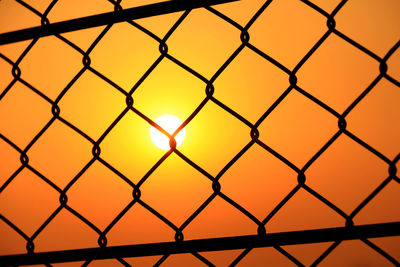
[1,221,399,266]
[0,0,238,45]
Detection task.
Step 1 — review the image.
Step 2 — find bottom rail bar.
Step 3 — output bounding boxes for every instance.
[1,222,399,266]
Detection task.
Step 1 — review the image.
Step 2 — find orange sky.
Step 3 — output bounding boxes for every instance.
[0,0,399,266]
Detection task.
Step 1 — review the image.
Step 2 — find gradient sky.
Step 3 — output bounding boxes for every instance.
[0,0,399,266]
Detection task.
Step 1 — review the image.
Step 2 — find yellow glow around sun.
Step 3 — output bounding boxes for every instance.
[150,115,185,150]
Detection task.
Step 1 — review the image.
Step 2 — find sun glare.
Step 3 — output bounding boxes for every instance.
[150,115,185,150]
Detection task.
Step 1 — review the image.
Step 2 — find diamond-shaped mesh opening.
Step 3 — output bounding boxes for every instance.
[248,0,327,68]
[139,153,212,226]
[0,81,52,148]
[220,144,297,220]
[66,161,133,230]
[0,40,30,62]
[161,253,210,267]
[106,203,175,246]
[100,111,166,185]
[122,255,162,267]
[167,8,241,79]
[214,47,288,123]
[90,22,160,92]
[183,196,257,240]
[179,101,250,176]
[335,0,400,57]
[236,247,295,266]
[0,168,59,236]
[306,135,388,213]
[354,180,400,225]
[58,71,126,140]
[265,188,345,233]
[198,249,243,266]
[47,0,114,23]
[133,59,206,120]
[0,0,40,33]
[258,90,338,167]
[297,34,378,112]
[282,242,334,267]
[27,120,93,189]
[34,209,100,252]
[18,36,83,101]
[346,79,400,159]
[321,239,396,266]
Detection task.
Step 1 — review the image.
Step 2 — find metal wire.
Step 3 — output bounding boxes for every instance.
[0,0,399,266]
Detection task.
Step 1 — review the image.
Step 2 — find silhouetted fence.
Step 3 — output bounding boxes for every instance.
[0,0,399,266]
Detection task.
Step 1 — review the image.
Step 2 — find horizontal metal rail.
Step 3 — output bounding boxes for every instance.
[1,222,399,266]
[0,0,238,45]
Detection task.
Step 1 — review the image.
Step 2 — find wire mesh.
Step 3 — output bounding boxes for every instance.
[0,0,399,266]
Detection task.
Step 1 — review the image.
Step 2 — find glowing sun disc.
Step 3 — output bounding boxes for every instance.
[150,115,185,150]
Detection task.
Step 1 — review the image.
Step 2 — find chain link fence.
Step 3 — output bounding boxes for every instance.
[0,0,399,266]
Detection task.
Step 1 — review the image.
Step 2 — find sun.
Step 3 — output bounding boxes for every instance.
[150,115,185,150]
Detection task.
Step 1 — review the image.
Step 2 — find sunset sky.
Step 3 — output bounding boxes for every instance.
[0,0,399,266]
